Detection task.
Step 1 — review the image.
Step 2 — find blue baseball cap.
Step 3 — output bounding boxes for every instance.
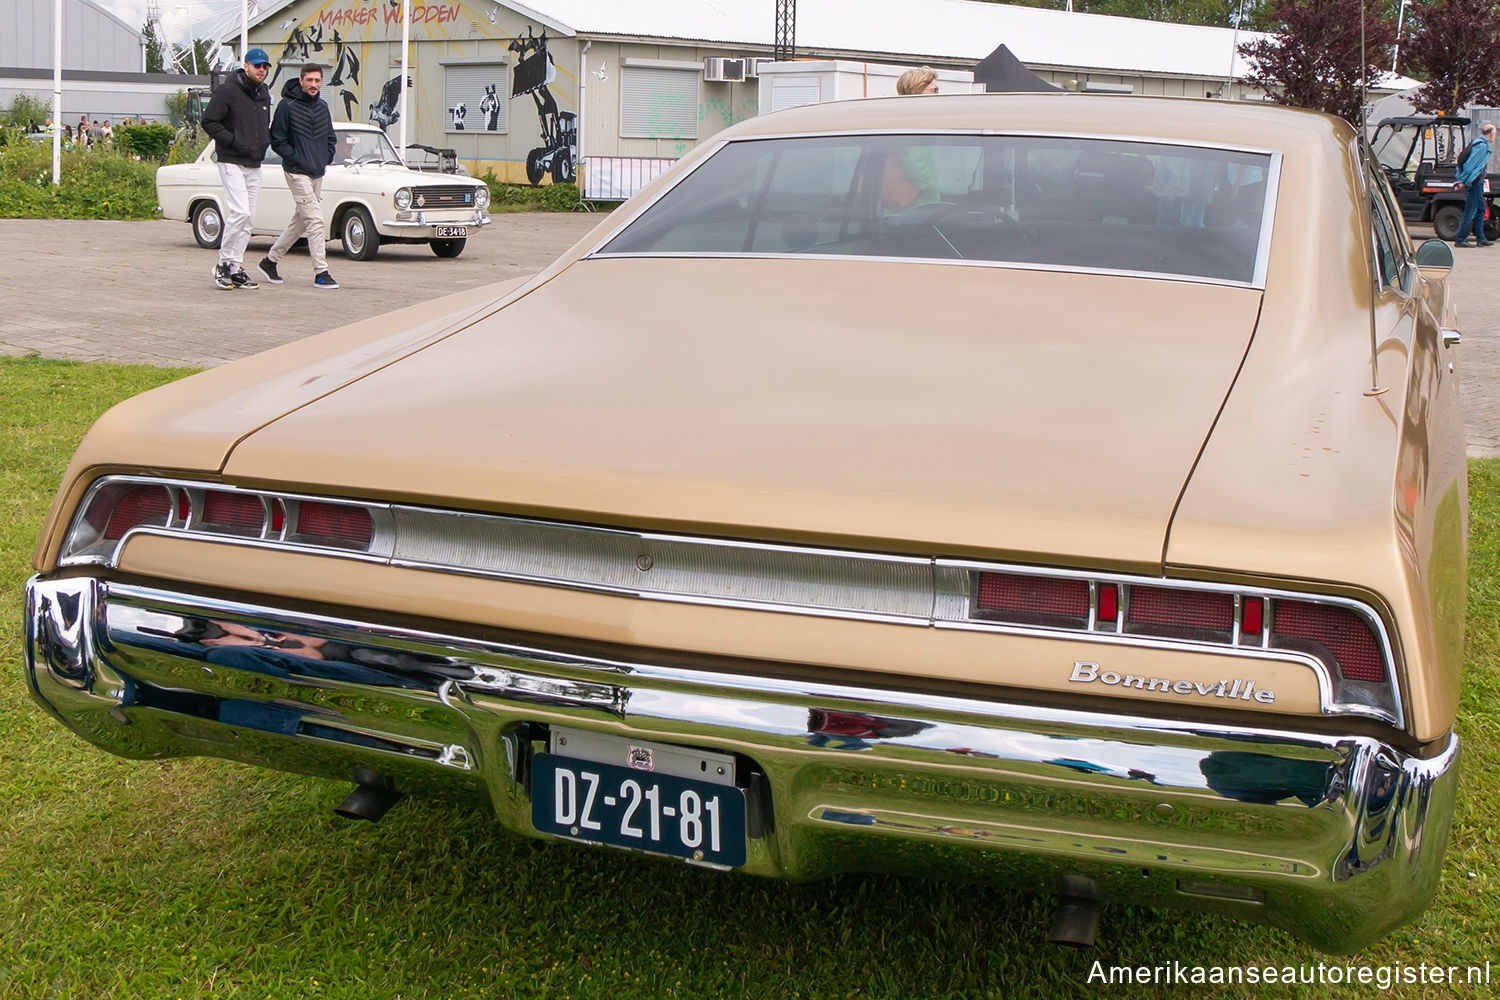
[245,47,272,67]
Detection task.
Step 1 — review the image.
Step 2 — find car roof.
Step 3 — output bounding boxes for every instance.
[721,93,1348,157]
[1376,115,1471,127]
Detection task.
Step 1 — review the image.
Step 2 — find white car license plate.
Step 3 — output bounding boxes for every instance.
[435,226,467,238]
[532,753,747,866]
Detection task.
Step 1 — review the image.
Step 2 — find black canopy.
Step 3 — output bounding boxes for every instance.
[971,44,1061,93]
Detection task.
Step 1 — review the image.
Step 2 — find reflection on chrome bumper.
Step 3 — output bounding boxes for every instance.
[24,574,1458,952]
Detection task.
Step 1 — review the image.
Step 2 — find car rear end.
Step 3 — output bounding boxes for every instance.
[23,96,1465,952]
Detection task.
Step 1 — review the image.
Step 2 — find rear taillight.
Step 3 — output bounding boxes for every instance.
[1271,600,1385,683]
[963,569,1397,723]
[293,501,374,548]
[975,572,1088,629]
[201,490,265,535]
[1127,585,1233,642]
[100,484,172,540]
[61,479,384,567]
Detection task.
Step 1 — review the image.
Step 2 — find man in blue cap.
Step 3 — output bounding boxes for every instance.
[201,46,274,288]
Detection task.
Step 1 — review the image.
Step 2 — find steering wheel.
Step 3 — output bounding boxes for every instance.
[889,200,963,228]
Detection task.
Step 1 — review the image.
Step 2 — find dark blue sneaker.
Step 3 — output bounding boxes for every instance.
[314,271,339,289]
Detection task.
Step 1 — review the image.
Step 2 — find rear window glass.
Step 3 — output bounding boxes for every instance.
[599,134,1275,284]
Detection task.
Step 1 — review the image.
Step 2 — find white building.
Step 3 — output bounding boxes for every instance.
[236,0,1396,189]
[1,0,211,123]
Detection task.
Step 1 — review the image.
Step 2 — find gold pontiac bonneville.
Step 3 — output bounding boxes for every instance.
[24,95,1466,952]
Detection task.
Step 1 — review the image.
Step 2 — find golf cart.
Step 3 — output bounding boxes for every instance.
[1370,115,1499,241]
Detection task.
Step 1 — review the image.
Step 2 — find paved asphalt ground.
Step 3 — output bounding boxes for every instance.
[3,215,1499,456]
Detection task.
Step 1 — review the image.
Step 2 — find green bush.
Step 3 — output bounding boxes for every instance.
[165,88,191,127]
[477,170,582,212]
[115,122,176,162]
[4,94,49,130]
[0,141,159,219]
[166,128,208,165]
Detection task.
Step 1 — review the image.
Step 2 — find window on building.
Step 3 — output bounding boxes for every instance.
[620,66,698,140]
[444,64,508,134]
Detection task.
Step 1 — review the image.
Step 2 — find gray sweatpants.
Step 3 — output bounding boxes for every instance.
[267,172,328,273]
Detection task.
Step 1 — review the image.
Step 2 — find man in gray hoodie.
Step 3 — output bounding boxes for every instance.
[260,63,339,288]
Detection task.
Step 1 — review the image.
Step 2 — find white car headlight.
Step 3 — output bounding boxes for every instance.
[394,188,413,211]
[474,185,490,210]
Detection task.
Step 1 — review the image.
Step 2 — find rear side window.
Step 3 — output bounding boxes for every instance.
[599,134,1276,284]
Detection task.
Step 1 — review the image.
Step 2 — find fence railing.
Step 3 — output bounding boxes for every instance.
[583,156,676,201]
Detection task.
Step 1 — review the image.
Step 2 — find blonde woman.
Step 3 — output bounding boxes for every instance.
[896,66,938,95]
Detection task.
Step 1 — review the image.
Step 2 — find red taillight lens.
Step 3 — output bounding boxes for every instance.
[1272,600,1386,683]
[202,490,266,534]
[101,485,172,539]
[295,501,373,547]
[975,572,1089,628]
[1241,596,1264,638]
[1097,583,1119,624]
[1126,586,1233,642]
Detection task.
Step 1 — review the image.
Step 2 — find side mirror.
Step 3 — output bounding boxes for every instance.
[1415,238,1454,270]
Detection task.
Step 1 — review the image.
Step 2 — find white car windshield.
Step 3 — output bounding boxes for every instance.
[335,129,402,165]
[600,134,1276,285]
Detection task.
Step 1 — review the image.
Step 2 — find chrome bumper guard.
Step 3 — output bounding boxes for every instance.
[24,575,1458,952]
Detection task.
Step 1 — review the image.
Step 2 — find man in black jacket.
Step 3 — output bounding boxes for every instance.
[201,47,273,290]
[260,64,340,289]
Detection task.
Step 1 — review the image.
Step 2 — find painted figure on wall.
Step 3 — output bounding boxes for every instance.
[509,26,575,185]
[480,84,501,131]
[370,75,411,130]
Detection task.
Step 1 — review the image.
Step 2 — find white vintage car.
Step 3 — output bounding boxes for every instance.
[157,122,492,259]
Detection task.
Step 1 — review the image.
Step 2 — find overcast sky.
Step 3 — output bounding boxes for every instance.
[94,0,245,49]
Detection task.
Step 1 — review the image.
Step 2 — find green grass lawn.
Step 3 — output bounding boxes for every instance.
[1,355,1497,999]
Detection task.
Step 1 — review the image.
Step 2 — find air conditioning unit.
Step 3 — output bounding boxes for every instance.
[744,58,772,79]
[703,57,747,83]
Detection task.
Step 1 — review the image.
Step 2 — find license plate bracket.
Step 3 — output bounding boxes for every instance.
[532,751,748,867]
[435,226,468,238]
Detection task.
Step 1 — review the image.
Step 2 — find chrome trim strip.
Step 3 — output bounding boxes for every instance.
[582,252,1265,291]
[60,475,1403,726]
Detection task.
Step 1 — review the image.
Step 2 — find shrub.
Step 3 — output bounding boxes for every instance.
[0,141,158,219]
[115,123,176,162]
[477,170,581,212]
[166,128,208,165]
[4,94,49,130]
[165,89,191,127]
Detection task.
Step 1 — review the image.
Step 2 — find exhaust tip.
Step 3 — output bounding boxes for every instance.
[334,780,402,823]
[1048,875,1101,948]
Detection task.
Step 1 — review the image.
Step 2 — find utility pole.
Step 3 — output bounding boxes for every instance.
[775,0,795,61]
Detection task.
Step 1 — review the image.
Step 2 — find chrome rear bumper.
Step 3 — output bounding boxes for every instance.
[24,574,1458,952]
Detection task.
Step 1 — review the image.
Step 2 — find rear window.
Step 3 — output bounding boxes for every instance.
[598,134,1275,284]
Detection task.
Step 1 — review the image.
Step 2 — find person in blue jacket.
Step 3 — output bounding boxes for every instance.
[1454,122,1496,247]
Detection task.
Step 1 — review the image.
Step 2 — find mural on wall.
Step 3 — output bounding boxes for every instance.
[250,0,577,185]
[508,27,575,185]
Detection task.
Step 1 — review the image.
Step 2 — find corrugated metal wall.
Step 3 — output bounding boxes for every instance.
[1,0,144,73]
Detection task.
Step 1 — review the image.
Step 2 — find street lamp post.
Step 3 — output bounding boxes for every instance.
[52,0,61,185]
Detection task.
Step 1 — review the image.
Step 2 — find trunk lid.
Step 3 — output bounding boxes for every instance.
[223,257,1261,570]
